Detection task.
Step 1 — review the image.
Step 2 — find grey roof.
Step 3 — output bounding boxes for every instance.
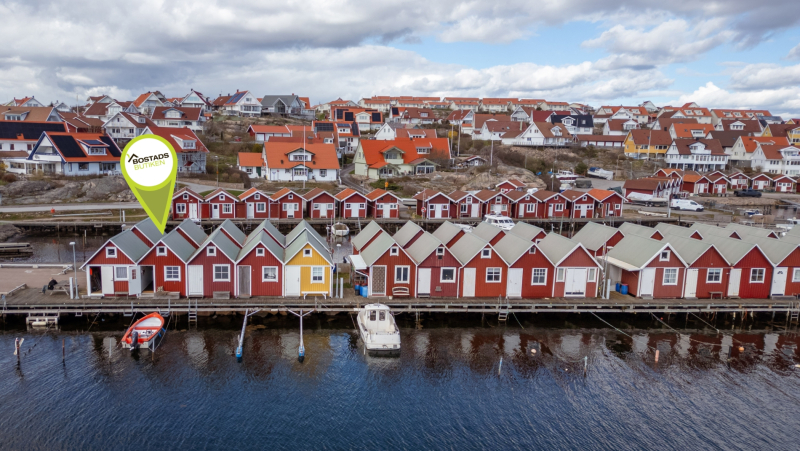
[659,233,720,265]
[472,222,504,242]
[219,219,247,245]
[177,219,208,246]
[781,233,800,245]
[537,233,581,266]
[787,227,800,239]
[493,232,534,265]
[688,223,735,239]
[688,232,756,265]
[724,223,778,239]
[432,221,463,245]
[351,221,383,250]
[448,232,489,266]
[286,220,326,248]
[618,222,656,238]
[571,222,619,251]
[405,232,444,264]
[109,229,151,263]
[284,230,332,264]
[237,230,284,263]
[246,219,285,247]
[132,218,163,244]
[508,222,544,241]
[606,234,669,269]
[653,222,698,238]
[159,229,197,262]
[393,221,423,247]
[260,95,299,107]
[359,232,396,266]
[738,234,792,265]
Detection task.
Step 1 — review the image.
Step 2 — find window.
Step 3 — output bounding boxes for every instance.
[750,268,765,283]
[663,268,678,285]
[531,268,547,285]
[164,266,180,281]
[288,194,293,200]
[320,169,327,177]
[105,247,117,258]
[156,246,167,256]
[311,267,324,283]
[556,268,565,282]
[223,204,232,214]
[481,248,491,259]
[660,250,670,261]
[526,203,536,213]
[262,267,278,282]
[115,266,128,280]
[175,203,186,214]
[207,246,217,256]
[78,163,89,171]
[793,268,800,282]
[588,268,596,282]
[395,266,410,283]
[528,247,536,254]
[390,246,399,256]
[256,248,265,257]
[256,202,266,212]
[436,247,444,258]
[303,249,312,257]
[441,268,455,282]
[707,268,722,283]
[213,265,230,281]
[486,267,501,282]
[555,203,564,212]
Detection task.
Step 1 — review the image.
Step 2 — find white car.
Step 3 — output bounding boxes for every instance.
[670,199,704,212]
[483,214,515,230]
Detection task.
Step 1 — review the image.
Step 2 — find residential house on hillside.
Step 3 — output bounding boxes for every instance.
[212,91,261,117]
[143,124,208,174]
[449,99,480,111]
[651,116,698,132]
[714,119,763,134]
[540,101,570,112]
[354,138,451,180]
[474,120,521,141]
[594,106,649,125]
[664,139,728,172]
[509,106,557,123]
[178,89,211,111]
[501,122,571,147]
[668,123,715,139]
[573,134,626,148]
[149,107,205,133]
[14,132,121,176]
[262,142,340,182]
[374,124,437,140]
[102,112,151,143]
[751,144,800,176]
[261,95,312,117]
[0,106,60,122]
[313,120,360,154]
[480,98,515,113]
[623,129,672,160]
[729,136,790,167]
[388,107,436,125]
[132,91,165,115]
[0,121,67,154]
[237,152,264,178]
[316,98,358,115]
[4,96,44,107]
[359,97,392,112]
[551,114,593,135]
[59,113,104,133]
[710,109,771,125]
[446,109,475,134]
[603,119,639,136]
[665,104,713,124]
[247,125,292,142]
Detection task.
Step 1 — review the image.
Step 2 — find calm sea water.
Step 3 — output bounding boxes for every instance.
[1,314,799,450]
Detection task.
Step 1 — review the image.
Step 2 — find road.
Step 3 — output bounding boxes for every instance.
[0,202,142,213]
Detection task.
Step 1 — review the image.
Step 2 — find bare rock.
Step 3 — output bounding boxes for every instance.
[0,224,20,242]
[0,180,54,197]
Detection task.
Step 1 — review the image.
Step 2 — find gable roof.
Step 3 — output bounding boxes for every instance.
[150,106,202,121]
[36,132,121,162]
[432,221,464,245]
[263,142,340,170]
[238,187,268,201]
[80,229,150,269]
[493,232,534,266]
[618,222,656,238]
[659,233,723,266]
[606,234,678,269]
[449,232,491,266]
[176,218,208,246]
[301,187,333,201]
[285,220,326,248]
[0,121,66,140]
[334,188,365,201]
[359,138,451,168]
[365,188,400,201]
[238,152,263,167]
[627,129,673,146]
[156,228,198,263]
[724,223,778,239]
[131,218,163,245]
[393,221,423,247]
[537,233,592,267]
[508,222,545,241]
[405,232,444,264]
[571,222,620,252]
[236,230,284,264]
[351,221,384,250]
[472,222,505,242]
[284,230,332,265]
[246,219,285,247]
[219,219,247,245]
[413,189,452,201]
[359,232,396,266]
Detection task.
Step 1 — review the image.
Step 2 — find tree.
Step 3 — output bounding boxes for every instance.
[575,162,588,175]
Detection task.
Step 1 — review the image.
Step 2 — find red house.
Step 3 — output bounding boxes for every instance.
[698,234,773,299]
[172,187,203,220]
[204,188,239,220]
[238,188,273,219]
[185,227,240,297]
[530,190,568,219]
[586,189,625,218]
[234,232,285,297]
[706,173,729,195]
[760,234,800,296]
[495,232,552,298]
[660,233,730,299]
[303,188,336,219]
[474,190,511,216]
[606,235,687,298]
[366,188,401,219]
[357,232,417,298]
[271,188,302,219]
[572,222,624,257]
[561,190,596,218]
[137,228,198,296]
[728,172,750,191]
[681,173,710,194]
[751,173,772,190]
[335,188,368,218]
[80,229,151,297]
[449,190,482,218]
[406,232,460,298]
[451,233,507,298]
[506,191,539,219]
[393,221,424,248]
[495,179,526,193]
[536,233,601,298]
[414,189,454,219]
[771,174,795,193]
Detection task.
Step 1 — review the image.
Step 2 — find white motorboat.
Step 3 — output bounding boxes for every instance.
[331,223,350,237]
[356,304,401,352]
[483,214,514,230]
[554,170,579,182]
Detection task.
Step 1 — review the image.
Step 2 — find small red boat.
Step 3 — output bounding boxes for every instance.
[121,313,165,351]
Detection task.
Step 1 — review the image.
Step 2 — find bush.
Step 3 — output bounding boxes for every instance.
[370,179,401,191]
[2,173,17,183]
[575,162,588,175]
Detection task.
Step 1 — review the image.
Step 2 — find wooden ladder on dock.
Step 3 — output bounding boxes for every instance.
[498,299,509,322]
[188,299,198,326]
[791,302,800,324]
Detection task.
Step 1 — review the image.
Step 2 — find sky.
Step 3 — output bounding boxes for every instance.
[2,0,800,116]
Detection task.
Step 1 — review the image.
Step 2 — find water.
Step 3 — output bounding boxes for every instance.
[3,234,106,263]
[1,314,799,450]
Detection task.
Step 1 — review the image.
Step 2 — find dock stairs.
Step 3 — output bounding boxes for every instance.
[188,299,198,325]
[498,299,510,322]
[791,302,800,324]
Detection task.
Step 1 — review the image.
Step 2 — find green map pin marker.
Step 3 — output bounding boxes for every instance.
[120,135,178,233]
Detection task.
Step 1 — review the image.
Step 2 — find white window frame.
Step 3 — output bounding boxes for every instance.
[486,267,502,283]
[750,268,765,283]
[156,246,167,256]
[556,268,565,282]
[256,248,265,257]
[659,250,670,262]
[707,268,722,283]
[526,203,536,213]
[176,203,186,214]
[256,202,266,213]
[311,266,325,283]
[223,204,233,214]
[114,266,128,280]
[394,265,410,283]
[663,268,678,285]
[207,246,217,256]
[793,268,800,283]
[262,266,278,282]
[531,268,547,285]
[481,248,491,259]
[303,249,312,257]
[213,264,230,282]
[105,247,117,258]
[436,247,445,257]
[554,203,564,212]
[587,268,597,282]
[390,247,399,256]
[440,268,455,283]
[164,266,180,281]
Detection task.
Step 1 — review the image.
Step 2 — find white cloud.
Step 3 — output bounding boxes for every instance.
[789,43,800,60]
[673,82,800,115]
[728,63,800,90]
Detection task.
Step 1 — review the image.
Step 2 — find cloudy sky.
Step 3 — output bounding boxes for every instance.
[3,0,800,115]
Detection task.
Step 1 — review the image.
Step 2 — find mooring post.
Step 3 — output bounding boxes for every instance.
[62,338,65,361]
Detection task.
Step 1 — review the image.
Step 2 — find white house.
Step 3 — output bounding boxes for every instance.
[751,145,800,176]
[4,96,43,107]
[150,107,205,133]
[553,114,593,135]
[132,91,165,115]
[179,89,212,111]
[664,139,728,172]
[143,125,208,174]
[102,112,150,143]
[213,91,261,117]
[10,132,121,176]
[500,122,572,147]
[603,119,640,136]
[263,142,340,182]
[261,95,311,117]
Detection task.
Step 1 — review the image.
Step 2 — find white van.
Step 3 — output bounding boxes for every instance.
[670,199,704,212]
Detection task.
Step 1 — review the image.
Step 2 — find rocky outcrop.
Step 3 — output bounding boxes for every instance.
[0,224,20,242]
[0,177,135,205]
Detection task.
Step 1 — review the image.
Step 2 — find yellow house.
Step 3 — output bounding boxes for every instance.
[623,129,673,159]
[284,229,333,297]
[763,124,800,145]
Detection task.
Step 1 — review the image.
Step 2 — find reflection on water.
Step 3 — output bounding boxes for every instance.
[3,234,106,263]
[1,315,800,450]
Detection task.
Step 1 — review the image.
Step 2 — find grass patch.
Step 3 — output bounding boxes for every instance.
[370,179,402,191]
[198,189,244,197]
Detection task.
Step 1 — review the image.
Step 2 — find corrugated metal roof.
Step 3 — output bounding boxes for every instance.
[659,233,719,265]
[160,229,197,262]
[109,229,151,263]
[448,233,489,266]
[207,228,241,261]
[654,222,697,238]
[618,222,656,238]
[246,219,285,247]
[351,221,383,250]
[688,233,755,265]
[724,223,777,239]
[571,222,618,251]
[493,232,533,265]
[284,230,332,264]
[405,232,443,264]
[359,232,395,266]
[508,222,544,241]
[537,233,580,266]
[177,219,208,246]
[219,219,246,245]
[738,234,793,265]
[132,218,163,244]
[393,221,423,247]
[286,220,326,248]
[689,223,734,238]
[432,221,463,245]
[606,234,668,269]
[237,230,284,263]
[472,222,504,242]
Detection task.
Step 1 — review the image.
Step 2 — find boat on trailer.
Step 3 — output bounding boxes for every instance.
[356,304,401,352]
[121,312,165,351]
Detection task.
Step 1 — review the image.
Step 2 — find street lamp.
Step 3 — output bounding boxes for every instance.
[69,241,77,299]
[214,155,220,186]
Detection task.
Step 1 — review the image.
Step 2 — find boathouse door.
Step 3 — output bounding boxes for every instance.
[507,268,522,298]
[728,268,741,297]
[247,203,255,219]
[371,266,386,296]
[189,203,198,219]
[684,268,698,298]
[564,268,587,297]
[640,268,656,297]
[285,266,301,296]
[101,267,114,295]
[188,265,203,296]
[417,268,431,296]
[772,267,787,296]
[212,204,220,219]
[238,266,251,297]
[382,204,391,218]
[471,203,480,217]
[128,267,142,296]
[463,268,476,297]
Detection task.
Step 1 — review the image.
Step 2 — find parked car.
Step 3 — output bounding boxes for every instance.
[574,179,592,189]
[670,199,704,212]
[735,189,762,198]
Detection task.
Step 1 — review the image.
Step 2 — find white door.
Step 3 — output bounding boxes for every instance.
[418,268,431,295]
[319,204,328,218]
[286,266,301,296]
[772,267,788,296]
[128,266,141,296]
[507,268,522,298]
[101,267,114,295]
[188,265,203,296]
[212,204,220,219]
[640,268,656,297]
[435,204,443,219]
[189,203,198,219]
[247,203,254,219]
[463,268,476,297]
[565,268,587,297]
[684,268,698,298]
[548,204,554,217]
[349,203,359,217]
[728,268,741,297]
[491,204,502,214]
[382,204,391,218]
[471,204,480,217]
